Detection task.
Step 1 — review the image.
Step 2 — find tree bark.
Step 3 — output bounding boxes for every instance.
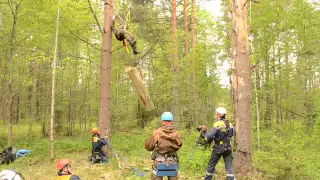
[231,0,252,175]
[171,0,179,127]
[191,0,197,124]
[98,0,113,138]
[50,0,60,160]
[6,0,22,146]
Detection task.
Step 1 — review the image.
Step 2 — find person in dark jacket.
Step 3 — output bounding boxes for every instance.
[90,128,108,163]
[203,107,234,180]
[0,146,16,164]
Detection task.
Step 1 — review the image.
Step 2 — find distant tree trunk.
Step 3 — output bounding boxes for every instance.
[263,47,272,128]
[183,0,190,128]
[6,0,22,146]
[50,0,60,160]
[273,47,280,124]
[99,0,113,138]
[191,0,197,124]
[254,68,260,150]
[14,95,19,124]
[231,0,252,175]
[29,62,38,134]
[184,0,188,55]
[171,0,179,127]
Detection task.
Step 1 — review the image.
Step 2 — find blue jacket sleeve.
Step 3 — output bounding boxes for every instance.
[206,128,217,142]
[227,126,234,139]
[98,138,108,146]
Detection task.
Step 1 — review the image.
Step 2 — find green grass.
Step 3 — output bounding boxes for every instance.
[1,122,319,179]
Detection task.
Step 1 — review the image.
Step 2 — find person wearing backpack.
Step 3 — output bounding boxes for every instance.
[203,107,235,180]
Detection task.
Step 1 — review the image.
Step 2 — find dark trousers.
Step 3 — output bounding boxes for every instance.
[204,147,234,180]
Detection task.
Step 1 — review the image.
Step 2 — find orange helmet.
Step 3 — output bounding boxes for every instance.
[56,159,72,171]
[91,128,99,135]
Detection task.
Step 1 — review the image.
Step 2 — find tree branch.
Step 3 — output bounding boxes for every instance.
[68,30,100,51]
[62,51,99,67]
[7,0,14,15]
[87,0,103,33]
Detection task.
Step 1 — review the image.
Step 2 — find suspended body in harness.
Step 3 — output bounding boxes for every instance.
[204,107,235,180]
[111,15,141,55]
[145,112,182,180]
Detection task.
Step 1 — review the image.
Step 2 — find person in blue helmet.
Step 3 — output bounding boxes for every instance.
[144,112,182,180]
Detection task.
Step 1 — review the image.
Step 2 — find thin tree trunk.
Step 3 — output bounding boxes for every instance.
[183,0,191,129]
[254,69,260,150]
[263,47,272,128]
[273,47,280,124]
[50,0,60,160]
[171,0,179,127]
[6,0,21,146]
[232,0,252,175]
[184,0,188,55]
[99,0,113,138]
[29,62,38,134]
[191,0,197,124]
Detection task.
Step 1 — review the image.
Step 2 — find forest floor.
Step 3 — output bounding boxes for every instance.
[3,123,319,180]
[0,124,255,180]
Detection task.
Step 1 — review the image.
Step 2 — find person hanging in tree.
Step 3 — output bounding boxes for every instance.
[111,15,141,55]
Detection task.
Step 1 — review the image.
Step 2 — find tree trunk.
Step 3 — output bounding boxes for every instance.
[98,0,113,138]
[184,0,188,55]
[191,0,196,124]
[171,0,179,127]
[263,47,272,128]
[6,0,21,146]
[50,0,60,160]
[254,69,260,150]
[29,62,38,134]
[231,0,252,175]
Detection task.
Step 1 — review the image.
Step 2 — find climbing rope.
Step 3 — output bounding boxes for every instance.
[106,142,146,177]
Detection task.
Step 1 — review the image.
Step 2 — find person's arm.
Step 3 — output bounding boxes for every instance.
[227,125,234,138]
[206,128,217,142]
[144,130,159,151]
[98,138,108,146]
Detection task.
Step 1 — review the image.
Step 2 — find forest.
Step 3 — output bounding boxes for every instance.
[0,0,320,179]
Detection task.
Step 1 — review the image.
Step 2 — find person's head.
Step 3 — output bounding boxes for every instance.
[201,125,207,132]
[91,127,100,136]
[215,107,227,120]
[56,159,73,175]
[161,112,173,126]
[0,170,23,180]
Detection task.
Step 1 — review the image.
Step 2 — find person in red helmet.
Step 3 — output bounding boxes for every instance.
[56,159,80,180]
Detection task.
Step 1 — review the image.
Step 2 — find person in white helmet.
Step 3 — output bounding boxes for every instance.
[203,107,235,180]
[0,170,24,180]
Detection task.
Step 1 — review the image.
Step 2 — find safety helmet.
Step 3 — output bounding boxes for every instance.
[161,112,173,121]
[91,128,99,135]
[215,107,227,115]
[56,159,72,171]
